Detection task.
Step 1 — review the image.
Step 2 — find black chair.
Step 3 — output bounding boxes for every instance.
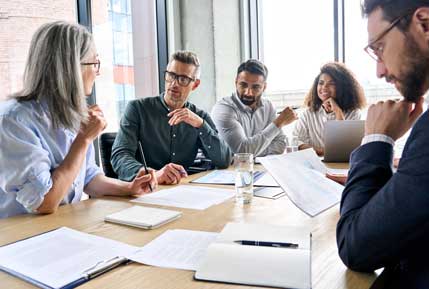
[187,149,214,175]
[99,132,118,178]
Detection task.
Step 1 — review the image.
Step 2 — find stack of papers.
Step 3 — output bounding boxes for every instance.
[259,149,344,216]
[132,185,235,210]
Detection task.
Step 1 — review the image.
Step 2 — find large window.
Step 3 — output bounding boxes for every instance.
[91,0,159,132]
[259,0,335,108]
[0,1,76,101]
[344,1,401,104]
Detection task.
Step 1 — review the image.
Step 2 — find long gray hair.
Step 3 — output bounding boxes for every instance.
[15,21,94,130]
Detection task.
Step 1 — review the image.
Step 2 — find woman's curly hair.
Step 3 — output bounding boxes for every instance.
[304,62,366,113]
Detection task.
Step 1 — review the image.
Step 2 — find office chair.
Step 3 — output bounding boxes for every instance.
[187,149,214,175]
[99,132,118,178]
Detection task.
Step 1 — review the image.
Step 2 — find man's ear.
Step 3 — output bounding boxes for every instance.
[413,7,429,38]
[192,79,201,91]
[262,82,267,93]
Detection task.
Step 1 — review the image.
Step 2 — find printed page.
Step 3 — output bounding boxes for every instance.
[191,170,235,185]
[0,227,139,289]
[254,172,279,187]
[129,229,218,271]
[131,185,234,210]
[259,149,343,216]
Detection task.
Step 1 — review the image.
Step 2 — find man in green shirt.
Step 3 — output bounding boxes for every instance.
[111,51,231,184]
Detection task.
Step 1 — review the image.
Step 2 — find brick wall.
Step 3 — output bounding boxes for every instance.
[0,0,76,100]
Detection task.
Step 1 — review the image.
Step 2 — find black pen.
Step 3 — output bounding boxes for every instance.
[277,105,300,114]
[234,240,299,248]
[138,141,153,192]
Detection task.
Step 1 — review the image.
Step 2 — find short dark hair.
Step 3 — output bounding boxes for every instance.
[170,50,201,78]
[236,59,268,80]
[362,0,429,31]
[304,62,366,113]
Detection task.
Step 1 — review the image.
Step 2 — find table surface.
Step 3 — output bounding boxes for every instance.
[0,164,377,289]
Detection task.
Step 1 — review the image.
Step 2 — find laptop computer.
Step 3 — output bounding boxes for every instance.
[323,120,365,162]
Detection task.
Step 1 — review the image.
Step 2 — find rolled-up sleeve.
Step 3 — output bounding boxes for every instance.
[293,111,311,147]
[0,117,53,213]
[84,143,103,186]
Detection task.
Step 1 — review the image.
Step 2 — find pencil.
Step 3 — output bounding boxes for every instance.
[138,141,153,192]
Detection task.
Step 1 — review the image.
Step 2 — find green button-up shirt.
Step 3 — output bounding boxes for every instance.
[111,94,232,181]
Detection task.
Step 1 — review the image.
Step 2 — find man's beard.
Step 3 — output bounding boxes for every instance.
[238,93,261,106]
[395,35,429,102]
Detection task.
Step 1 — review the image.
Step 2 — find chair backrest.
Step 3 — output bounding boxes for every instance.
[99,132,118,178]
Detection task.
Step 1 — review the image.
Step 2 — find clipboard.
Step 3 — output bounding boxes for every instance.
[0,227,138,289]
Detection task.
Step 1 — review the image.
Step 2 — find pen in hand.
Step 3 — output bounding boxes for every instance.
[234,240,299,248]
[138,141,153,192]
[277,106,300,114]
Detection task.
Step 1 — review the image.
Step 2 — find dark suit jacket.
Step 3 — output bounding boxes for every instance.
[337,109,429,289]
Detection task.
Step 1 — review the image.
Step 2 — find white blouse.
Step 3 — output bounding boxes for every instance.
[292,107,361,149]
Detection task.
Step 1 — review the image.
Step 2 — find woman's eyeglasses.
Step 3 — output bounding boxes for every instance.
[81,59,101,73]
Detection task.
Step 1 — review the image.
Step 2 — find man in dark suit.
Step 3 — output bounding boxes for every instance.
[336,1,429,288]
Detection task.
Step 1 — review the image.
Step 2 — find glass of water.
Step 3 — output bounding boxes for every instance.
[286,136,299,153]
[234,153,254,205]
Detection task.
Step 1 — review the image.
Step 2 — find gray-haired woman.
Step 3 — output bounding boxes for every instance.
[0,21,157,218]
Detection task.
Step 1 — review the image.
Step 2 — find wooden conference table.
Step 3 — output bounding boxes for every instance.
[0,165,377,289]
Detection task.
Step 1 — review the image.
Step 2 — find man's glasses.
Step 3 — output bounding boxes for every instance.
[364,13,410,62]
[164,71,195,87]
[81,59,101,73]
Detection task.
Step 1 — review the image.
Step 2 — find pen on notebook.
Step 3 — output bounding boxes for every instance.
[234,240,299,248]
[138,141,153,192]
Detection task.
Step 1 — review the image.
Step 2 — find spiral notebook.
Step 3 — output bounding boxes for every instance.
[105,206,182,229]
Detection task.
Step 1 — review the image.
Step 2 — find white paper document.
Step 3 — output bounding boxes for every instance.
[191,170,278,187]
[259,149,344,217]
[131,185,235,210]
[129,229,218,271]
[0,227,139,289]
[326,168,349,176]
[254,171,279,187]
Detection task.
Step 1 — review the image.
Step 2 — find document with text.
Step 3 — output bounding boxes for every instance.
[131,185,235,210]
[259,149,344,216]
[129,229,218,271]
[0,227,139,289]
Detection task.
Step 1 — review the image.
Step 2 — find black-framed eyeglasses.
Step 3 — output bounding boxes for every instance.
[164,70,195,87]
[364,13,410,62]
[81,59,101,73]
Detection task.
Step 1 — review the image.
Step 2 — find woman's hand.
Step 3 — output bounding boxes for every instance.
[323,98,345,120]
[128,168,158,196]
